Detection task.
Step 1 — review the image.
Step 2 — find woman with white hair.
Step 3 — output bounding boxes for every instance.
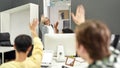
[40,15,59,43]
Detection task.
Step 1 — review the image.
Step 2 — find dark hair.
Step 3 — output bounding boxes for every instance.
[14,34,32,53]
[75,20,111,61]
[62,28,74,33]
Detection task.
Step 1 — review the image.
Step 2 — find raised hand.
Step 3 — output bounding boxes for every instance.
[30,19,39,31]
[29,19,39,37]
[54,21,59,29]
[54,21,59,33]
[71,5,85,25]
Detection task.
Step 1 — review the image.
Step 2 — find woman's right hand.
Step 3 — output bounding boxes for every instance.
[71,5,85,25]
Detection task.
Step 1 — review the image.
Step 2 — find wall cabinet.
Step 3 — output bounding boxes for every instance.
[0,3,39,44]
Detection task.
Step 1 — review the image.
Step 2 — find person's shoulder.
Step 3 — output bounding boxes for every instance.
[42,25,48,29]
[89,47,120,68]
[0,61,15,68]
[88,60,108,68]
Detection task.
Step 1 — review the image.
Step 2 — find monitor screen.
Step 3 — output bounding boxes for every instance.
[44,34,76,56]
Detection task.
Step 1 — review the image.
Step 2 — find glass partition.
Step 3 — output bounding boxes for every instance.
[43,0,71,33]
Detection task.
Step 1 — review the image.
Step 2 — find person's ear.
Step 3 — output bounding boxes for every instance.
[28,46,32,52]
[26,46,32,55]
[13,44,16,50]
[79,45,84,53]
[77,44,86,56]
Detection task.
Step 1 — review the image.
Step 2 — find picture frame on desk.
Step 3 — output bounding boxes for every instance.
[65,57,75,67]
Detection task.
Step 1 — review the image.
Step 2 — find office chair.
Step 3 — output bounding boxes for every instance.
[116,42,120,51]
[0,32,12,47]
[111,34,120,49]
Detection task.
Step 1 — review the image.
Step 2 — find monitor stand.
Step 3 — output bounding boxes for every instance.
[56,45,65,62]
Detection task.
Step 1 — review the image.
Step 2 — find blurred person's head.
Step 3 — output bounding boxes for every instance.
[14,34,32,55]
[75,20,111,64]
[62,28,74,33]
[43,17,50,25]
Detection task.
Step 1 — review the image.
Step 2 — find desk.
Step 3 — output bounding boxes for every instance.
[49,57,88,68]
[0,47,14,64]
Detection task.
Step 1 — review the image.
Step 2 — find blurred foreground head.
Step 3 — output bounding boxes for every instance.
[75,20,111,62]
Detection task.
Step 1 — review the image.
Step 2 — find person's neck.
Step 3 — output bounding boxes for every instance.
[83,53,94,64]
[15,52,27,62]
[86,57,94,64]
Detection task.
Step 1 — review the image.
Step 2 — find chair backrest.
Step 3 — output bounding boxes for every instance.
[0,32,12,46]
[116,42,120,51]
[111,34,120,49]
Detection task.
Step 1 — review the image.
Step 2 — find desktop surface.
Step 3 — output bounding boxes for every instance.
[0,47,14,52]
[49,57,88,68]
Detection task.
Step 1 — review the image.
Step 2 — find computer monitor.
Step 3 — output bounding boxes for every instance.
[44,34,76,56]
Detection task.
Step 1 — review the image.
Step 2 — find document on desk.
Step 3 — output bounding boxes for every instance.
[41,50,53,66]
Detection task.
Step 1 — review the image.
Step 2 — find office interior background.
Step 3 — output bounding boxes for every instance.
[0,0,120,67]
[0,0,120,34]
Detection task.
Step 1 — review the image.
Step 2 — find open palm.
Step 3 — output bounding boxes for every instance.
[30,19,39,31]
[71,5,85,25]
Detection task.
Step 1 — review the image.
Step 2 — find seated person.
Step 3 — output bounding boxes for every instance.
[0,19,43,68]
[40,15,59,33]
[72,5,120,68]
[62,28,74,33]
[40,15,59,43]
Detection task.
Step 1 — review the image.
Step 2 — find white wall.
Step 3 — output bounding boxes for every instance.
[10,9,30,44]
[43,0,50,17]
[0,13,10,32]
